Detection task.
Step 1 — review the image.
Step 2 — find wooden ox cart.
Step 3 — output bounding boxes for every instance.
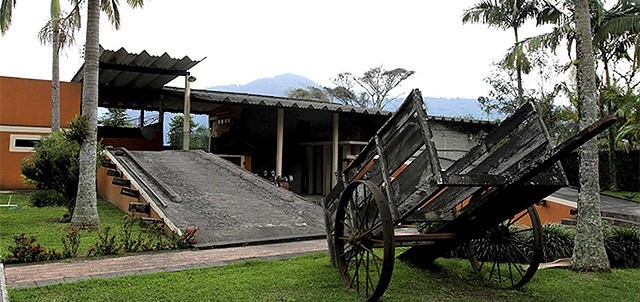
[323,89,615,301]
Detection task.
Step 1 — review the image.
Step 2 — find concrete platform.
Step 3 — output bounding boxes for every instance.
[111,150,326,247]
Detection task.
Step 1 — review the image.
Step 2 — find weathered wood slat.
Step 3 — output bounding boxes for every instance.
[446,102,535,175]
[394,233,456,241]
[412,90,443,185]
[443,174,508,186]
[382,117,425,173]
[391,147,434,211]
[344,143,376,182]
[375,135,400,220]
[377,91,421,144]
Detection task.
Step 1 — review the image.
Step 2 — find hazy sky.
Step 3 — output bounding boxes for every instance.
[0,1,551,99]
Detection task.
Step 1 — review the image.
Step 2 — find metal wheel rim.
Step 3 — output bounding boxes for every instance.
[334,180,395,301]
[466,206,542,288]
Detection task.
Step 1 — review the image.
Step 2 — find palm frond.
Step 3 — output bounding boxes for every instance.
[101,0,121,29]
[594,15,640,44]
[0,0,16,34]
[525,22,573,53]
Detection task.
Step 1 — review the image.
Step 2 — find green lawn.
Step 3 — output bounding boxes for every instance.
[602,190,640,203]
[0,193,154,260]
[8,253,640,302]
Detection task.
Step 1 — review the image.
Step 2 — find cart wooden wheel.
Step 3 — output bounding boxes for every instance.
[334,180,395,301]
[466,206,542,288]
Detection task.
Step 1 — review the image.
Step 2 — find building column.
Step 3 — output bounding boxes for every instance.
[182,72,192,150]
[332,112,339,187]
[276,108,284,176]
[159,98,165,144]
[139,109,145,128]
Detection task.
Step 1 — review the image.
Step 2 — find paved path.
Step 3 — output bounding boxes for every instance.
[3,239,327,289]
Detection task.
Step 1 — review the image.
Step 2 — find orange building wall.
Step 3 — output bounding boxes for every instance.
[0,76,81,190]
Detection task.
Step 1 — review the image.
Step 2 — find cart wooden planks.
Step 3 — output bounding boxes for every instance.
[323,89,615,301]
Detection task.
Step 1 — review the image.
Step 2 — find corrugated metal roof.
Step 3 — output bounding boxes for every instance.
[71,46,203,89]
[162,87,393,116]
[162,87,496,125]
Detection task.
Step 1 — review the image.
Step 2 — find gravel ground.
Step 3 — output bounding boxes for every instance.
[125,150,325,245]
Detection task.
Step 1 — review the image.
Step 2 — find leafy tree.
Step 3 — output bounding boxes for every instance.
[478,51,578,144]
[190,125,210,151]
[73,0,144,230]
[2,0,81,131]
[98,108,133,127]
[463,0,540,103]
[286,86,330,102]
[573,0,611,272]
[329,66,414,109]
[530,0,640,190]
[168,114,196,149]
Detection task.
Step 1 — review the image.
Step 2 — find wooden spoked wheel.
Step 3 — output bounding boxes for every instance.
[466,206,542,288]
[334,180,395,301]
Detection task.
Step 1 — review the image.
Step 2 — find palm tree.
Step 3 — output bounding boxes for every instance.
[39,0,82,132]
[1,0,80,132]
[573,0,611,272]
[530,0,640,190]
[72,0,144,229]
[462,0,540,104]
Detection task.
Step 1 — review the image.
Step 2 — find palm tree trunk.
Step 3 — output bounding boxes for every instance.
[71,0,100,229]
[51,22,61,132]
[572,0,610,272]
[602,58,618,191]
[514,26,524,104]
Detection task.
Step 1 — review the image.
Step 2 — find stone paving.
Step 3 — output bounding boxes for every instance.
[3,239,327,289]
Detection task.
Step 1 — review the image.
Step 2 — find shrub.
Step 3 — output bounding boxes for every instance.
[121,215,151,253]
[21,130,79,211]
[88,226,122,256]
[605,227,640,269]
[30,189,67,208]
[174,227,198,248]
[61,226,81,258]
[5,234,62,263]
[539,223,575,262]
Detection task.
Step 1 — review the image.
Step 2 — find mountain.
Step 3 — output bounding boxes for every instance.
[207,73,320,97]
[207,73,500,120]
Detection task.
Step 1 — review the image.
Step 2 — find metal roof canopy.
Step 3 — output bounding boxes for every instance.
[71,45,204,89]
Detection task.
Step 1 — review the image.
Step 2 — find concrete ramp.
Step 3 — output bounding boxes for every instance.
[109,149,325,247]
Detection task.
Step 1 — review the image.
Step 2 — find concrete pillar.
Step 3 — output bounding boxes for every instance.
[182,72,192,150]
[139,109,145,128]
[276,108,284,176]
[332,112,339,187]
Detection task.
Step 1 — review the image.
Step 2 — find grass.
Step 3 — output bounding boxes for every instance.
[7,253,640,302]
[602,190,640,203]
[0,192,155,260]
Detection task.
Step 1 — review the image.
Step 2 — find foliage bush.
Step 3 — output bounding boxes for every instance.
[30,189,67,208]
[88,226,122,257]
[121,215,151,253]
[539,223,575,262]
[21,130,80,211]
[61,226,81,258]
[605,227,640,269]
[5,234,62,263]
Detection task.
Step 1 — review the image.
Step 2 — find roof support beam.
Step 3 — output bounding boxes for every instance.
[276,108,284,176]
[99,62,188,76]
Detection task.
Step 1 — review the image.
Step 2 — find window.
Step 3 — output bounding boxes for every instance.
[9,134,41,152]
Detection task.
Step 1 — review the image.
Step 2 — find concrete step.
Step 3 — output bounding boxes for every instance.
[601,210,640,224]
[101,159,117,169]
[106,169,122,178]
[128,202,150,214]
[561,216,639,228]
[112,178,131,187]
[140,217,163,227]
[120,187,140,198]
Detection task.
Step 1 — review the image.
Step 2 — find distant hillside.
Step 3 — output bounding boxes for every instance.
[386,96,502,120]
[208,73,320,97]
[208,73,501,120]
